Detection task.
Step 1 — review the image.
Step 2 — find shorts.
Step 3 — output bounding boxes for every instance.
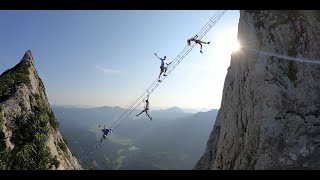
[160,66,167,72]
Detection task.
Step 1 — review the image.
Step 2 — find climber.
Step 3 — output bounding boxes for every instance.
[187,35,210,54]
[99,125,112,143]
[136,94,152,120]
[154,53,172,82]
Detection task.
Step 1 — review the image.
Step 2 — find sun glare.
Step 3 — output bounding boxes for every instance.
[232,40,241,53]
[215,29,240,55]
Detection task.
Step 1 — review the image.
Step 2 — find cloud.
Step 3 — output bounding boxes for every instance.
[95,65,120,75]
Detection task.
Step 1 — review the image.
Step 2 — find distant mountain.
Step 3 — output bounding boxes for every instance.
[53,105,193,123]
[95,105,123,110]
[181,108,200,113]
[51,104,97,109]
[52,105,218,170]
[166,107,185,113]
[193,109,219,119]
[149,107,192,119]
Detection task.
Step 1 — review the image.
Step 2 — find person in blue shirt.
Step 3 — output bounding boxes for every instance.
[187,35,210,54]
[99,125,112,142]
[154,53,172,82]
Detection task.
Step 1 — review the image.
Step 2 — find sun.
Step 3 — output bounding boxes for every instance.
[214,29,240,55]
[231,40,241,53]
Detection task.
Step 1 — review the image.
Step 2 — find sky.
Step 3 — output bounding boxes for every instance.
[0,10,240,111]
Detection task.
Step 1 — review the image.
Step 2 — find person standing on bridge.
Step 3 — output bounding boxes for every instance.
[187,35,210,54]
[136,94,152,120]
[154,53,172,82]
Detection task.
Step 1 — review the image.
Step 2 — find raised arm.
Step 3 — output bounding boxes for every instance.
[154,53,161,59]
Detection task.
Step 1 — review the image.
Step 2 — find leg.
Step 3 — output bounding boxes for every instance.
[158,67,164,81]
[159,71,163,78]
[137,109,146,116]
[197,40,208,44]
[159,67,164,78]
[136,110,143,116]
[163,67,168,76]
[145,110,152,120]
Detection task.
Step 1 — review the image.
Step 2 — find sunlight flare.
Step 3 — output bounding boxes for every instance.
[232,40,241,53]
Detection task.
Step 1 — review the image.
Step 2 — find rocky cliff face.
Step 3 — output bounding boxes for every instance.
[195,10,320,170]
[0,50,82,170]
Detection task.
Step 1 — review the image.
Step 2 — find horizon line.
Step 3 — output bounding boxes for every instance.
[50,103,217,111]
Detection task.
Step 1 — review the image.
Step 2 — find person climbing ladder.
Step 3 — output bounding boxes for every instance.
[154,53,172,82]
[136,94,152,120]
[99,125,112,143]
[187,35,210,54]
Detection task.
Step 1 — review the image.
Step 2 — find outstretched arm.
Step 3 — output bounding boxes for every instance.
[154,53,161,59]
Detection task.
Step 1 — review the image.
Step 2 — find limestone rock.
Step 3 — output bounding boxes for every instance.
[195,10,320,170]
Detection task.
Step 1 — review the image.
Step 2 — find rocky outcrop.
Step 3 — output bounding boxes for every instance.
[0,50,82,170]
[195,10,320,170]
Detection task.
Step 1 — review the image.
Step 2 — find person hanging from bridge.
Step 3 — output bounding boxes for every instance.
[136,94,152,120]
[154,53,172,82]
[99,125,112,143]
[187,35,210,54]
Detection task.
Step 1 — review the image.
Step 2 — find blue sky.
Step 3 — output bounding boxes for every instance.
[0,10,240,111]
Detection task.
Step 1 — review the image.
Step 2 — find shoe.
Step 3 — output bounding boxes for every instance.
[208,41,210,44]
[163,74,167,76]
[158,80,161,82]
[200,51,203,54]
[136,114,139,116]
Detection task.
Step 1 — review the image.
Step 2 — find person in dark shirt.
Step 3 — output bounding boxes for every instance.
[99,125,112,142]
